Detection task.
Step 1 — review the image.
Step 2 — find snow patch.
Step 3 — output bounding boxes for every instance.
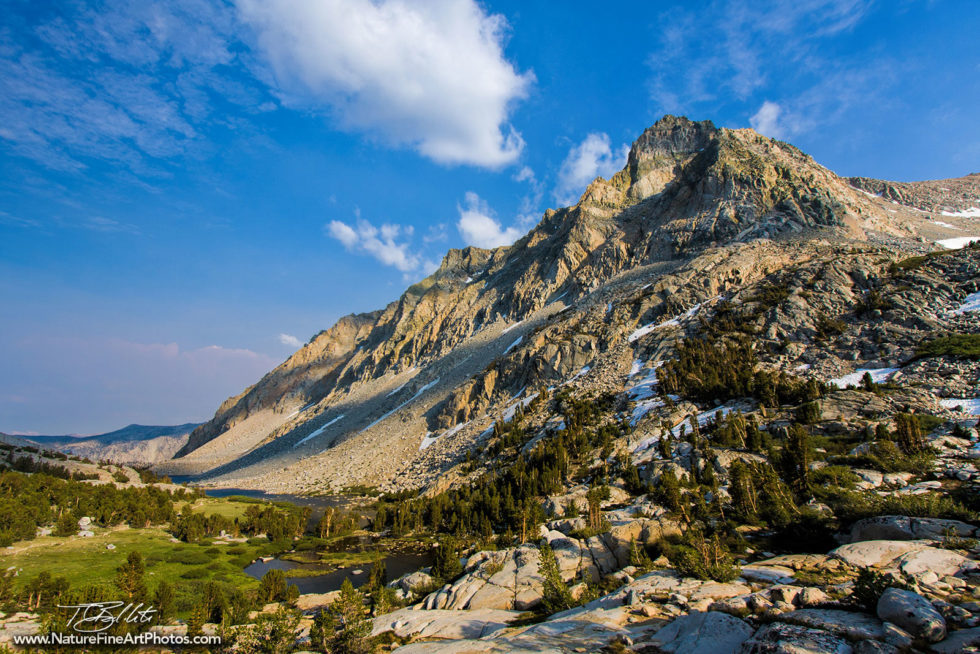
[420,433,439,451]
[504,336,523,354]
[628,301,709,343]
[562,365,591,386]
[829,367,899,389]
[932,221,960,230]
[937,236,980,250]
[294,414,344,447]
[362,378,440,433]
[631,398,666,427]
[670,405,735,438]
[285,402,315,419]
[949,291,980,315]
[941,207,980,218]
[503,392,539,422]
[939,398,980,415]
[501,321,523,334]
[386,368,418,397]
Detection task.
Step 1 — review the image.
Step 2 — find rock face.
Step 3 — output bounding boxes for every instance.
[158,113,980,494]
[876,588,947,643]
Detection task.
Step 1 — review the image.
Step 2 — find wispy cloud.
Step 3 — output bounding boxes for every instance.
[647,0,883,138]
[456,191,525,249]
[0,1,272,176]
[554,133,629,205]
[327,215,436,276]
[236,0,533,168]
[278,333,302,348]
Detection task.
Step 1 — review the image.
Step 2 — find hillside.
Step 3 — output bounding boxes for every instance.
[24,423,197,466]
[158,116,979,496]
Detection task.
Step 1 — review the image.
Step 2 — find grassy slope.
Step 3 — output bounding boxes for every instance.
[0,498,281,593]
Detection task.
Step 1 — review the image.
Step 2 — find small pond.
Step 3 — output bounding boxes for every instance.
[244,551,433,594]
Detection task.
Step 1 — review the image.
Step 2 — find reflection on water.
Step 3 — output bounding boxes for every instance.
[244,552,433,594]
[170,481,423,594]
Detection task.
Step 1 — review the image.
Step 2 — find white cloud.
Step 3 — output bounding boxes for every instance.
[236,0,533,167]
[514,166,536,183]
[327,218,423,272]
[750,101,788,139]
[278,333,302,348]
[555,133,629,205]
[456,192,524,249]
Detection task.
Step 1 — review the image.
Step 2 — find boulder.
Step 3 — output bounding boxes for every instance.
[798,587,831,607]
[830,540,929,568]
[295,592,340,612]
[646,611,754,654]
[370,607,519,640]
[849,516,976,543]
[894,547,969,578]
[876,588,946,643]
[740,622,854,653]
[773,609,886,640]
[389,571,435,597]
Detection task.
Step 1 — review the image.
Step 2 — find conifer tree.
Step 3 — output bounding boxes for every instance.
[329,578,370,654]
[153,581,175,624]
[538,543,576,614]
[781,424,812,498]
[115,552,146,603]
[656,468,681,512]
[894,413,925,455]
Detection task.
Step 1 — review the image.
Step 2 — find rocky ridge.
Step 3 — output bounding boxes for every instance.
[158,116,980,494]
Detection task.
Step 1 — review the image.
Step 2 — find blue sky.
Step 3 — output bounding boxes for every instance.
[1,0,977,434]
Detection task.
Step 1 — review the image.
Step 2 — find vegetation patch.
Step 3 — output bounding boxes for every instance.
[914,333,980,361]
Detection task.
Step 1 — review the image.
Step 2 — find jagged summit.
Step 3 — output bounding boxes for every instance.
[158,116,980,492]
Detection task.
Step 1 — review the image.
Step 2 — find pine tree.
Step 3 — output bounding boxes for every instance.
[329,578,370,654]
[431,538,462,583]
[186,601,206,638]
[538,543,576,614]
[656,467,681,512]
[153,581,176,624]
[259,569,288,603]
[115,552,146,603]
[54,512,78,537]
[628,538,653,572]
[781,424,812,498]
[728,460,758,521]
[368,557,387,592]
[894,413,925,455]
[309,608,336,652]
